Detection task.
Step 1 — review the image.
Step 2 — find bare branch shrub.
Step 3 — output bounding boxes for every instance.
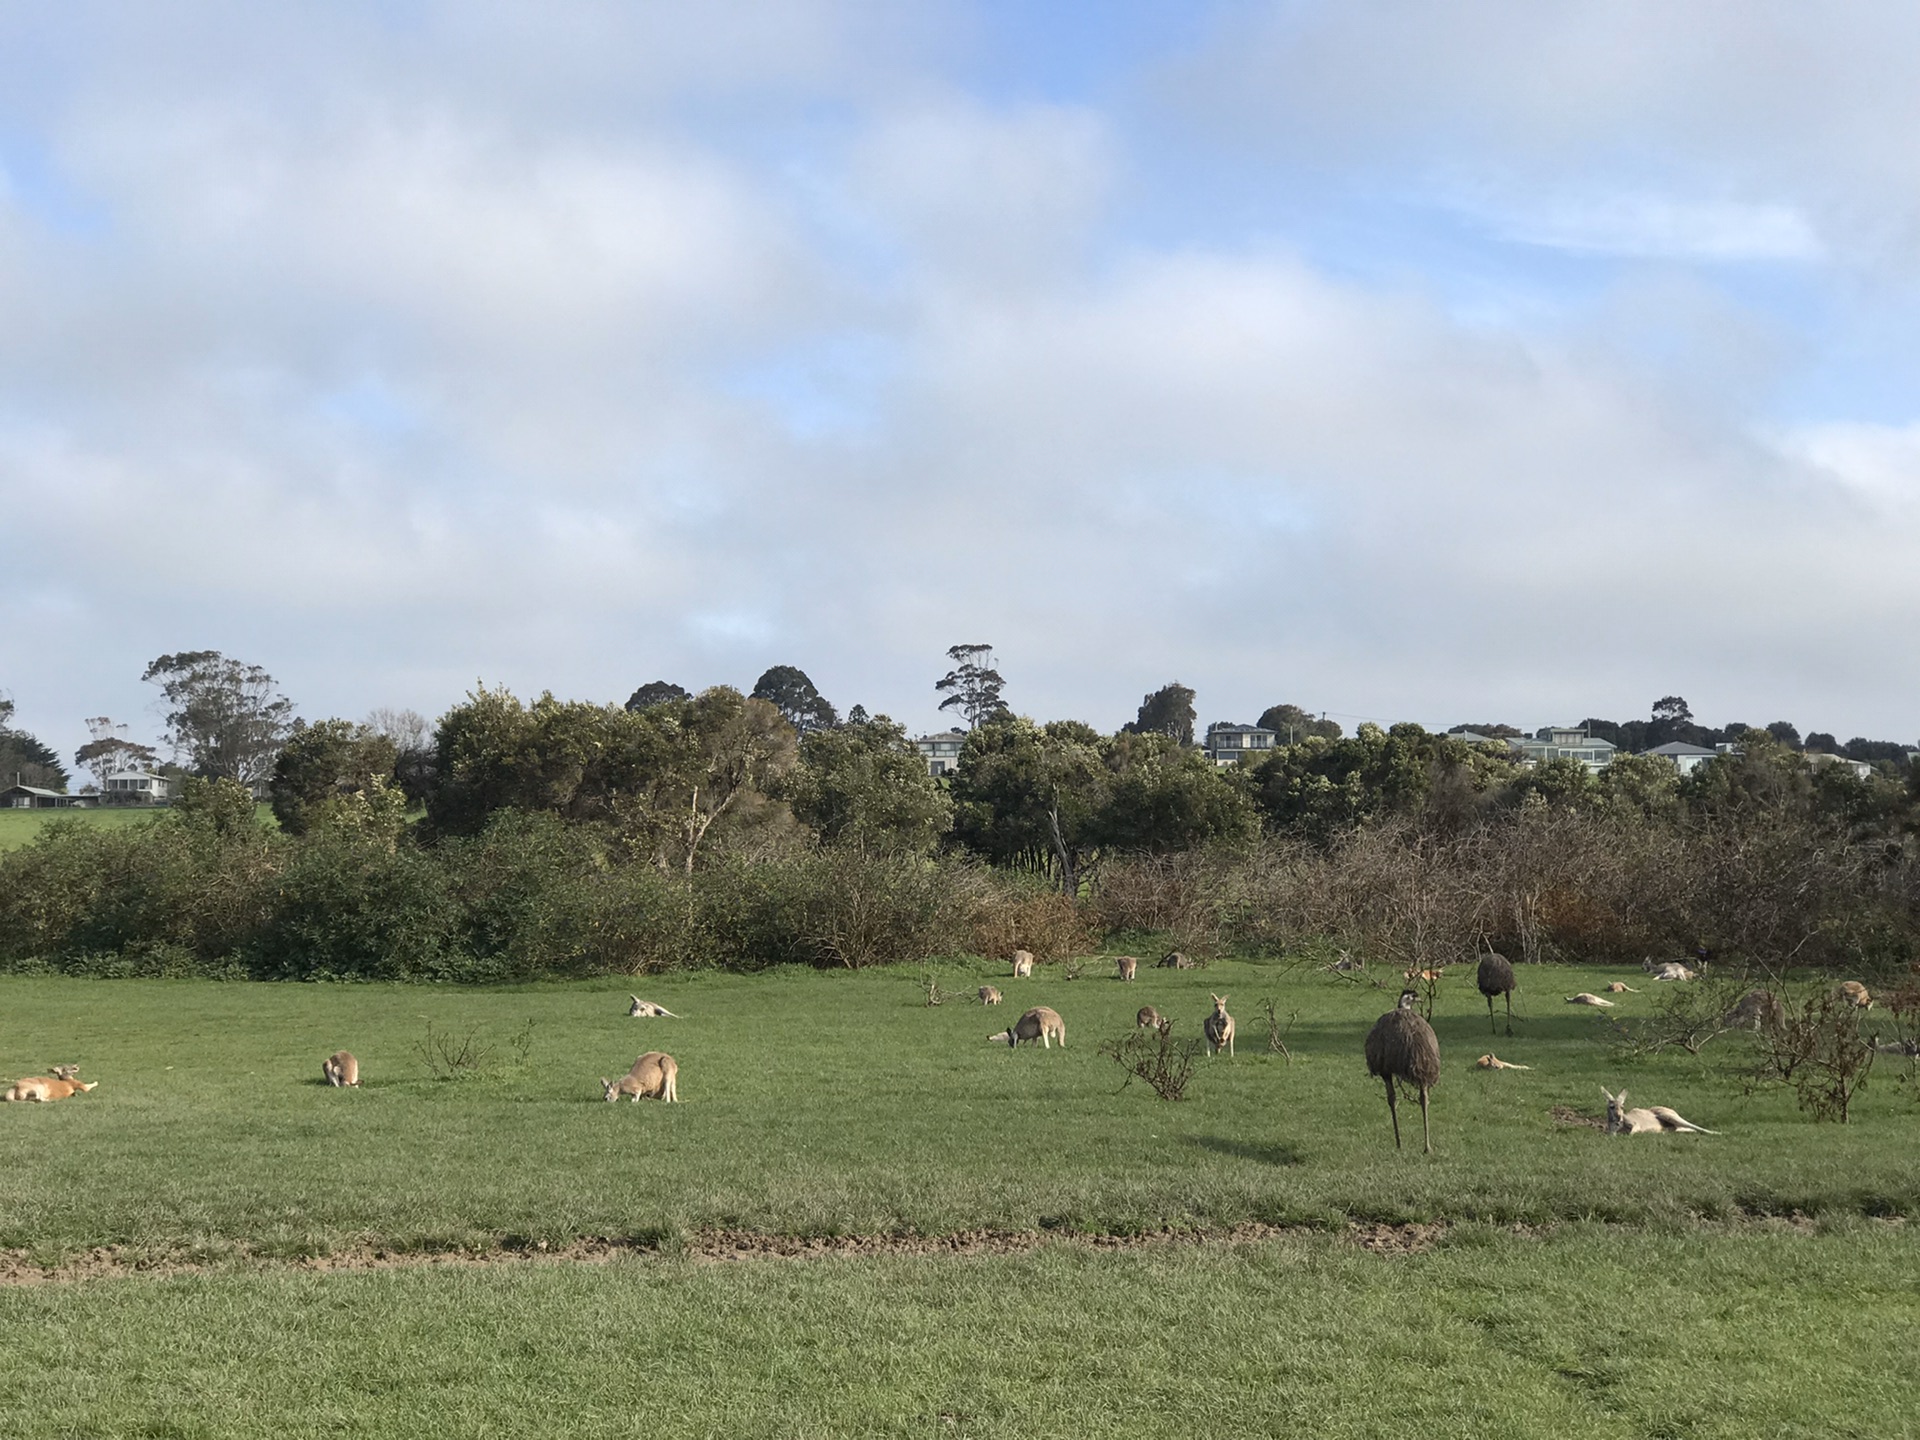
[1610,975,1749,1058]
[966,888,1098,966]
[1261,997,1295,1060]
[1100,1023,1201,1100]
[415,1020,493,1080]
[1748,989,1878,1123]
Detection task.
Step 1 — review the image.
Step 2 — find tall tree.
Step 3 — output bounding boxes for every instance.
[366,707,436,805]
[142,651,297,783]
[625,680,690,711]
[950,717,1108,894]
[74,717,160,789]
[0,708,69,790]
[751,665,838,735]
[1256,704,1343,743]
[935,644,1008,729]
[1125,682,1197,745]
[786,714,953,853]
[269,720,399,836]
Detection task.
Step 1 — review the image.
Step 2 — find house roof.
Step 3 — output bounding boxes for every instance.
[1646,742,1718,757]
[0,784,64,798]
[1208,725,1274,737]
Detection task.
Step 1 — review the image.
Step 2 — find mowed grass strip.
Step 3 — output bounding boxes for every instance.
[1,963,1916,1258]
[0,1226,1912,1439]
[0,804,279,851]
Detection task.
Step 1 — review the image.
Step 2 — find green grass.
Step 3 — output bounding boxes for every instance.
[0,802,278,850]
[1,1226,1913,1437]
[2,961,1916,1259]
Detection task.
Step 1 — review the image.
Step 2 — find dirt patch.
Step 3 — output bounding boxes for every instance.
[0,1221,1446,1286]
[1550,1104,1606,1129]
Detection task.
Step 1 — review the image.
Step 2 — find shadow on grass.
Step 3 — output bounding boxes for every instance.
[1183,1135,1305,1167]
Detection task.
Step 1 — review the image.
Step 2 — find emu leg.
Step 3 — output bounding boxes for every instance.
[1486,995,1497,1034]
[1384,1077,1402,1149]
[1504,991,1513,1038]
[1419,1086,1432,1155]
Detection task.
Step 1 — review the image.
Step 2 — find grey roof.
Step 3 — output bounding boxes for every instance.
[1,784,64,797]
[1646,742,1718,757]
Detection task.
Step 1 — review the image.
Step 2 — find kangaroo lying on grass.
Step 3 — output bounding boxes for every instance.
[4,1075,97,1102]
[989,1006,1065,1049]
[602,1051,678,1103]
[627,996,682,1018]
[1602,1087,1716,1135]
[322,1051,360,1087]
[1565,992,1616,1008]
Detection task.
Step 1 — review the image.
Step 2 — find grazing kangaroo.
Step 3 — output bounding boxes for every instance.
[1565,992,1615,1008]
[627,996,682,1018]
[1136,1005,1167,1032]
[603,1051,678,1103]
[1010,950,1035,978]
[4,1076,97,1102]
[979,985,1003,1006]
[1833,981,1873,1010]
[322,1051,360,1088]
[1202,994,1235,1057]
[1602,1087,1716,1135]
[1158,950,1194,970]
[989,1006,1065,1049]
[1115,956,1138,982]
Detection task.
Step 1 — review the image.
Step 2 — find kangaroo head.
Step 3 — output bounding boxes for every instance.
[600,1078,619,1101]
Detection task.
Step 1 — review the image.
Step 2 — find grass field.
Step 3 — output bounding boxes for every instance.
[0,802,278,850]
[4,960,1915,1436]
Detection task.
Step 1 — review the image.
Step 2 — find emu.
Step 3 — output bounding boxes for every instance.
[1476,949,1516,1036]
[1364,991,1440,1154]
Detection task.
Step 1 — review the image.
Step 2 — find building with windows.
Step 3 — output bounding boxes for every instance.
[1,784,92,809]
[1204,724,1277,766]
[911,730,967,777]
[103,770,173,805]
[1508,727,1616,773]
[1645,741,1719,776]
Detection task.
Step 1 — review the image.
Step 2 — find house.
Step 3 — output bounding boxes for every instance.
[1806,752,1874,780]
[1508,726,1616,773]
[1204,724,1277,766]
[0,784,93,809]
[1646,741,1719,777]
[911,730,967,777]
[103,770,174,805]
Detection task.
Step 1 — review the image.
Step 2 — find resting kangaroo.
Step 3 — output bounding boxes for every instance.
[989,1006,1065,1049]
[1602,1087,1716,1135]
[4,1076,97,1102]
[603,1051,678,1103]
[627,996,682,1018]
[322,1051,360,1087]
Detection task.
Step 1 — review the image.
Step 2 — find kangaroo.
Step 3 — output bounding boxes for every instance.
[4,1076,97,1102]
[1833,981,1873,1010]
[1605,982,1640,994]
[47,1064,80,1081]
[979,985,1003,1006]
[322,1051,360,1087]
[1158,950,1194,970]
[627,996,682,1018]
[1603,1087,1716,1135]
[1643,960,1696,982]
[1202,993,1235,1057]
[1565,992,1615,1008]
[1115,956,1138,982]
[1009,950,1034,978]
[1404,967,1446,984]
[1725,988,1785,1031]
[1136,1005,1166,1032]
[603,1051,678,1103]
[989,1006,1065,1049]
[1475,1054,1531,1070]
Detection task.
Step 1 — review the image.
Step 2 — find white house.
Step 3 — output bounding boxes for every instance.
[1646,741,1719,777]
[103,770,173,805]
[911,731,967,777]
[1509,727,1616,773]
[1204,724,1277,766]
[1806,752,1874,780]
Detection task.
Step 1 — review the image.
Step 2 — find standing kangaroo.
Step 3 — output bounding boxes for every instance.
[322,1051,360,1087]
[1203,994,1235,1057]
[1115,956,1138,982]
[1010,950,1035,978]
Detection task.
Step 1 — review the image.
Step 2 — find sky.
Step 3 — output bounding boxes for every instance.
[4,0,1919,770]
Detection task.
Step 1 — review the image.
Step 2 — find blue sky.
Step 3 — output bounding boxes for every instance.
[3,0,1918,770]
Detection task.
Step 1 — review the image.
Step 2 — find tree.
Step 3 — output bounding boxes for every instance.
[269,720,399,836]
[786,714,953,853]
[0,717,68,791]
[950,716,1107,893]
[142,651,297,783]
[366,707,436,806]
[935,644,1008,729]
[74,717,160,790]
[625,681,690,711]
[1097,732,1257,852]
[751,665,839,736]
[1244,723,1518,844]
[1765,721,1802,749]
[1125,683,1197,745]
[1256,704,1342,743]
[1652,696,1693,724]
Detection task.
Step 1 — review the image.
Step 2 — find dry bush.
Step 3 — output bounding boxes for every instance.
[1100,1022,1201,1100]
[967,887,1098,965]
[1748,988,1878,1123]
